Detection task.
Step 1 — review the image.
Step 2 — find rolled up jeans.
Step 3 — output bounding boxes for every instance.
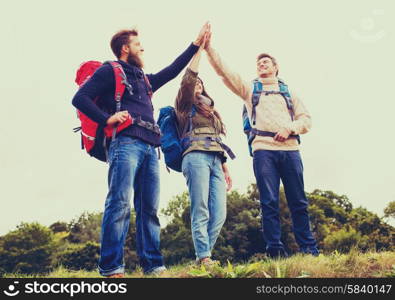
[98,135,164,275]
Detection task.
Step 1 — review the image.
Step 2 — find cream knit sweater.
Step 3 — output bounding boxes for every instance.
[206,47,311,152]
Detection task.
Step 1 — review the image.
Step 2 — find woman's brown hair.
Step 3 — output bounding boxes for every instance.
[195,77,226,135]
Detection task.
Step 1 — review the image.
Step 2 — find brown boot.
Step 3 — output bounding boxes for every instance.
[196,257,219,267]
[105,273,125,278]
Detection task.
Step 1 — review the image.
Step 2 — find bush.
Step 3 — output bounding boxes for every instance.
[59,242,100,271]
[323,227,368,253]
[0,223,57,274]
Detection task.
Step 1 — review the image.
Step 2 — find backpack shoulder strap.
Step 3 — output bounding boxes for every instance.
[278,78,290,96]
[242,105,249,133]
[251,78,263,126]
[186,105,197,135]
[108,61,127,109]
[278,78,295,121]
[144,74,153,99]
[279,78,301,144]
[180,104,196,139]
[106,61,128,141]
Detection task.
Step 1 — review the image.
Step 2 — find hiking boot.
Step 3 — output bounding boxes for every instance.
[266,248,289,259]
[196,257,219,267]
[105,273,125,278]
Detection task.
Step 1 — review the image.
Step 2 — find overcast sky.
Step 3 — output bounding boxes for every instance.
[0,0,394,235]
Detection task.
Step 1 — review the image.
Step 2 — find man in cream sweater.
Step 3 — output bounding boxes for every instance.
[204,32,319,258]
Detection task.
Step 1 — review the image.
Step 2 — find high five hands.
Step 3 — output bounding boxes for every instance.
[193,22,213,50]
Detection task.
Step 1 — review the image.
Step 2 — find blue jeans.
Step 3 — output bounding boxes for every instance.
[182,151,227,259]
[98,135,164,275]
[253,150,318,255]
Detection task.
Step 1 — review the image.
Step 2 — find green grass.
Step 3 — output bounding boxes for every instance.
[4,251,395,278]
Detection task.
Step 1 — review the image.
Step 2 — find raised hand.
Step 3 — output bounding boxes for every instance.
[204,30,212,50]
[198,32,209,51]
[193,22,211,46]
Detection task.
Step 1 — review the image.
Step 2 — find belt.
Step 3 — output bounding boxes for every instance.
[250,128,300,143]
[182,136,236,160]
[134,116,161,135]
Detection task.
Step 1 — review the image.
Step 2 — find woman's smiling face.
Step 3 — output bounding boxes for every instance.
[194,78,203,96]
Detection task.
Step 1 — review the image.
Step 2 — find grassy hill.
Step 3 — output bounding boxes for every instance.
[3,251,395,278]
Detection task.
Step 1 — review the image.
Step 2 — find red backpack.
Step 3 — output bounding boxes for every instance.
[73,61,133,162]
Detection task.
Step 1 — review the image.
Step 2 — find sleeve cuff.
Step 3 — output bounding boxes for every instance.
[100,113,111,126]
[190,42,200,51]
[285,122,295,134]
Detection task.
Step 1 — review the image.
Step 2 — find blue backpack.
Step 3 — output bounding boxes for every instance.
[242,78,301,157]
[157,106,187,172]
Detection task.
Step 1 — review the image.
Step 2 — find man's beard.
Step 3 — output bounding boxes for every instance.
[127,52,144,69]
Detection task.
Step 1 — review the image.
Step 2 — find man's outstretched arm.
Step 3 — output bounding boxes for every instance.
[147,23,209,92]
[205,33,251,101]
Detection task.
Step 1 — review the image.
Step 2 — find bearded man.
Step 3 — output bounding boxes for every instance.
[72,24,209,276]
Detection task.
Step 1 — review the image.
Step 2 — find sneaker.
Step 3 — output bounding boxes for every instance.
[146,266,167,276]
[105,273,125,278]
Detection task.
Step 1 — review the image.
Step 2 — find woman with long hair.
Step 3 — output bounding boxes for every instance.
[175,35,233,266]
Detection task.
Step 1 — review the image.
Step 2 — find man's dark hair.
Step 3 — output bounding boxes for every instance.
[110,29,139,59]
[257,53,279,76]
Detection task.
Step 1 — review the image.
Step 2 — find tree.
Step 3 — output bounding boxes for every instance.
[160,192,195,264]
[49,221,68,233]
[159,185,395,265]
[214,188,264,262]
[59,211,139,271]
[1,186,393,274]
[160,188,265,264]
[309,190,353,213]
[124,211,140,270]
[384,201,395,219]
[307,190,350,225]
[67,212,102,244]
